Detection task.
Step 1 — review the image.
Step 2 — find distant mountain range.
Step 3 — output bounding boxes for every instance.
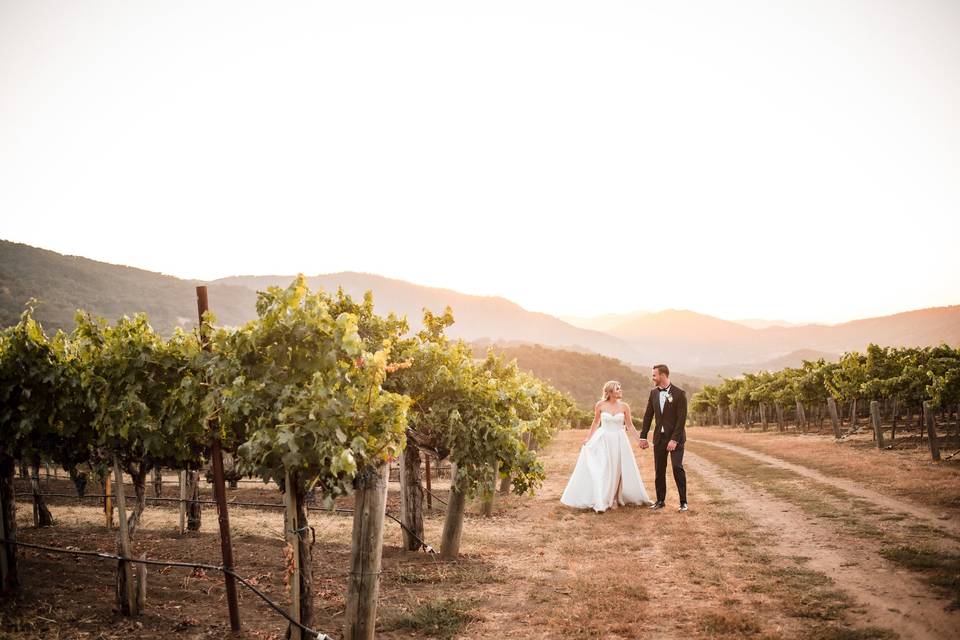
[472,341,708,412]
[2,239,958,378]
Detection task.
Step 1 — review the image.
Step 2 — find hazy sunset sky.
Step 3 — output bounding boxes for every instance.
[1,1,958,324]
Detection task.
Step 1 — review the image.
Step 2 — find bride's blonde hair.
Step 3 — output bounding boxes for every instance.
[601,380,621,401]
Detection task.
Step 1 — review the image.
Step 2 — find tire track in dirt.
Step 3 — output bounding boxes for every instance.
[688,450,960,640]
[690,437,960,537]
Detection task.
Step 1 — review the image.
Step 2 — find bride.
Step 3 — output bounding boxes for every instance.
[560,381,653,512]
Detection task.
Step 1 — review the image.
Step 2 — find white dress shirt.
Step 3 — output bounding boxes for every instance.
[658,385,671,432]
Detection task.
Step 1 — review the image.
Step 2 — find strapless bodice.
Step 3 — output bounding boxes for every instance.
[600,411,626,430]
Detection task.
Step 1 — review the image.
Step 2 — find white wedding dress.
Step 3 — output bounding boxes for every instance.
[560,411,653,512]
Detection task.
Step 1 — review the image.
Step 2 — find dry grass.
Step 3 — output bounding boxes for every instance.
[688,426,960,512]
[2,429,907,639]
[879,546,960,608]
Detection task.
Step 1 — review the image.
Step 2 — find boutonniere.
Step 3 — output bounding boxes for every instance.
[666,394,674,403]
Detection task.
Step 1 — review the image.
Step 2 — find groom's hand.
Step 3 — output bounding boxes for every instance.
[638,438,649,449]
[667,440,678,452]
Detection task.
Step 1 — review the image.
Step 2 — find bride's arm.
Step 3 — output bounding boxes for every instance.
[624,405,642,442]
[582,403,602,445]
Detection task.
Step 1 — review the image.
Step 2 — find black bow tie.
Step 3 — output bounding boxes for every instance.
[659,387,669,393]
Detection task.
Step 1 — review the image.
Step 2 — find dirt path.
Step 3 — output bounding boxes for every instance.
[457,431,918,639]
[687,449,960,639]
[690,436,960,537]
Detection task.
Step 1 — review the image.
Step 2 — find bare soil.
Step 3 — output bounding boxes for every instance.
[3,428,958,639]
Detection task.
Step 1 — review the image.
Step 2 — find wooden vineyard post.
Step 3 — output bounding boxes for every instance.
[849,399,858,430]
[890,398,898,442]
[29,459,53,527]
[104,473,113,529]
[827,397,842,439]
[870,401,885,449]
[923,402,941,461]
[0,481,8,594]
[424,455,432,511]
[186,470,202,531]
[760,402,768,431]
[210,438,241,632]
[113,458,138,615]
[178,470,187,535]
[399,441,424,551]
[283,469,302,640]
[345,462,390,640]
[0,452,17,594]
[775,402,785,432]
[480,457,498,518]
[440,463,467,560]
[152,468,163,497]
[195,285,241,633]
[796,400,807,434]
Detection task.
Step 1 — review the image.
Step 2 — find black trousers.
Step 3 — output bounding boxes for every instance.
[654,442,687,504]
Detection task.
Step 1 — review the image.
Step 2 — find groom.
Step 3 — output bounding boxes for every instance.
[639,364,688,512]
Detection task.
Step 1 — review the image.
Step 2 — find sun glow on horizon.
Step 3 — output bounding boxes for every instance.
[1,1,958,325]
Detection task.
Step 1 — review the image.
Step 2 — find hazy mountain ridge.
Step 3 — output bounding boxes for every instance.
[0,240,256,334]
[214,274,646,360]
[691,349,840,379]
[471,341,707,411]
[2,240,957,376]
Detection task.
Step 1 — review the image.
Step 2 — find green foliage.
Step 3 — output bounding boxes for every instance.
[0,276,581,507]
[0,303,93,471]
[691,344,960,414]
[72,311,208,471]
[210,276,411,497]
[388,309,578,498]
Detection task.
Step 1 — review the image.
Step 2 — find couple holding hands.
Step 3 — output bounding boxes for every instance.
[560,364,689,513]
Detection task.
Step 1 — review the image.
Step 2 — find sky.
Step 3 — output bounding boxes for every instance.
[1,1,958,324]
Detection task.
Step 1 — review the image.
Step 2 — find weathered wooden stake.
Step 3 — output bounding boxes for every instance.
[923,401,941,461]
[870,400,884,449]
[796,400,807,434]
[890,398,898,442]
[344,462,390,640]
[152,468,163,497]
[480,458,498,518]
[760,402,768,431]
[399,442,424,551]
[196,285,241,633]
[0,453,17,594]
[440,463,467,560]
[186,470,202,531]
[424,455,432,511]
[827,397,842,439]
[104,474,113,529]
[283,469,302,640]
[775,402,785,432]
[210,439,241,632]
[178,470,187,535]
[113,458,138,615]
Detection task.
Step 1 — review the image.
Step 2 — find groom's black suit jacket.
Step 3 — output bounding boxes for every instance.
[641,385,688,446]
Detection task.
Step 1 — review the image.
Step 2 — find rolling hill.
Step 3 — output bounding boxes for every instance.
[470,341,707,413]
[2,239,957,378]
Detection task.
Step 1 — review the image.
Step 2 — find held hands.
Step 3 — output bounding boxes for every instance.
[637,436,649,449]
[666,440,678,452]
